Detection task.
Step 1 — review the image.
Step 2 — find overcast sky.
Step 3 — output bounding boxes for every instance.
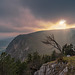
[0,0,75,39]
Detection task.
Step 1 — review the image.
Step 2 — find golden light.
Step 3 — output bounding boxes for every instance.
[58,20,66,29]
[54,20,67,29]
[37,19,68,31]
[59,20,66,25]
[50,20,67,30]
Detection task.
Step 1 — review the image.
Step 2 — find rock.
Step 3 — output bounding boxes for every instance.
[34,62,68,75]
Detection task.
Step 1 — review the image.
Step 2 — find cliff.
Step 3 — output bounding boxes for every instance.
[34,56,75,75]
[6,29,75,61]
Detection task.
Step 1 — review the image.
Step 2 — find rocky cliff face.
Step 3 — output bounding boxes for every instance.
[34,57,75,75]
[34,62,68,75]
[6,29,75,61]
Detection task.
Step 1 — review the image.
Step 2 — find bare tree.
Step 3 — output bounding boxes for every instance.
[42,34,62,52]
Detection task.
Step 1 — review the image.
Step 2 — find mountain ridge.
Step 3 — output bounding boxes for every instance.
[6,28,75,61]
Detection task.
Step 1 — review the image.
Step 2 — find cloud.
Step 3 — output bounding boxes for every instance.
[21,0,75,24]
[0,7,47,33]
[0,0,75,39]
[0,26,16,33]
[0,0,39,33]
[0,0,21,18]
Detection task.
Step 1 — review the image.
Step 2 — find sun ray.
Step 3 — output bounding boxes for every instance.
[59,20,66,25]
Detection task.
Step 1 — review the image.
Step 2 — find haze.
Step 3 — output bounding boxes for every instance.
[0,0,75,39]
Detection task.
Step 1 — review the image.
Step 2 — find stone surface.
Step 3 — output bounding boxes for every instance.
[34,62,68,75]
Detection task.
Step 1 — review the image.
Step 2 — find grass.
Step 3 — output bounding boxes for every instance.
[63,56,75,66]
[63,56,75,75]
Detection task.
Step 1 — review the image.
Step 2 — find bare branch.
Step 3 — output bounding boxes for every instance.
[42,34,62,52]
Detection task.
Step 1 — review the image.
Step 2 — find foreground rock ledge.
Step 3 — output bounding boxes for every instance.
[34,61,68,75]
[34,56,75,75]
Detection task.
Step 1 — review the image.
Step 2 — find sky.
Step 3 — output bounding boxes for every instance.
[0,0,75,39]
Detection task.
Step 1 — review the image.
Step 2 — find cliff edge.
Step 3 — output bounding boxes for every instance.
[34,56,75,75]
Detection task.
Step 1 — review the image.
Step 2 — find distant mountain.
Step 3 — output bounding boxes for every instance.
[6,28,75,61]
[0,38,14,54]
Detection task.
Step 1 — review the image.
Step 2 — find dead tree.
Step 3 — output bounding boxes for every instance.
[42,34,62,52]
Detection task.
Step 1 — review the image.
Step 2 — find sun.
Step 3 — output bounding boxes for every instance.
[50,20,67,30]
[59,20,66,25]
[57,20,66,29]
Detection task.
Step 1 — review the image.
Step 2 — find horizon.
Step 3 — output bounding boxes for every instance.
[0,27,74,40]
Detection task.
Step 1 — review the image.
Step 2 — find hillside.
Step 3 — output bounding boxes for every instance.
[6,28,75,61]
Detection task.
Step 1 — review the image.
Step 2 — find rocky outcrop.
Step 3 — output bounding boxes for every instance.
[34,61,68,75]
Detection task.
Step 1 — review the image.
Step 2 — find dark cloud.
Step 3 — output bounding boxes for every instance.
[0,0,37,33]
[0,0,22,19]
[0,0,75,37]
[1,0,75,25]
[0,25,16,33]
[21,0,75,24]
[0,25,35,33]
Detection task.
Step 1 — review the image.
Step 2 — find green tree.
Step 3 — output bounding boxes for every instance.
[16,60,27,75]
[26,52,42,75]
[27,53,32,63]
[0,52,18,75]
[0,52,28,75]
[51,50,57,61]
[62,44,75,56]
[42,55,51,63]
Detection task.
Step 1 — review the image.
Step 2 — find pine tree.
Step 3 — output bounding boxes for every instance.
[51,50,56,61]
